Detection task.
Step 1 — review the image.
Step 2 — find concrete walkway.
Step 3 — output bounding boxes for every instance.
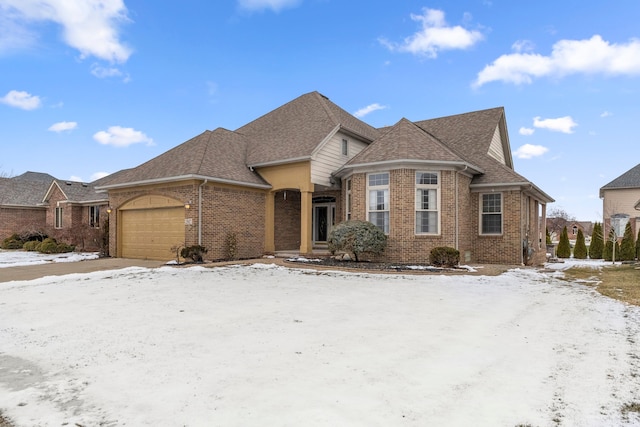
[0,258,166,283]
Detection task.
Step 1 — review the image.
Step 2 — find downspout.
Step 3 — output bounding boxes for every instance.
[198,179,208,245]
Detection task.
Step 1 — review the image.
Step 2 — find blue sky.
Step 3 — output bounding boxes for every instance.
[1,0,639,222]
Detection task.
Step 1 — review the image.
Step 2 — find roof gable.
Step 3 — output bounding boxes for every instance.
[0,173,55,207]
[239,91,379,167]
[600,163,640,191]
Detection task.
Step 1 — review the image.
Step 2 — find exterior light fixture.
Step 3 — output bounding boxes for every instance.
[106,207,112,214]
[185,201,191,209]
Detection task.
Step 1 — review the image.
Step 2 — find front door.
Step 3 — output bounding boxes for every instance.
[313,203,335,245]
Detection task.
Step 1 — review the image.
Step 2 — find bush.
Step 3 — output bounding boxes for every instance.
[556,226,571,258]
[23,240,39,251]
[328,220,387,262]
[619,222,636,261]
[573,229,587,259]
[34,237,74,254]
[1,234,24,249]
[429,246,460,268]
[590,222,604,259]
[180,245,208,263]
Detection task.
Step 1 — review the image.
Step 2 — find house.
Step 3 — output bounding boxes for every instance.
[0,171,108,250]
[599,162,640,239]
[97,91,553,265]
[546,218,593,243]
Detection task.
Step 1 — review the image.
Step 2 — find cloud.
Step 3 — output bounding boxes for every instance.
[48,121,78,132]
[90,171,110,181]
[0,0,132,63]
[69,175,83,182]
[474,35,640,87]
[237,0,301,12]
[514,144,548,159]
[353,103,387,118]
[379,8,484,58]
[0,90,41,110]
[600,111,613,118]
[519,127,535,136]
[93,126,154,147]
[90,64,130,81]
[533,116,577,134]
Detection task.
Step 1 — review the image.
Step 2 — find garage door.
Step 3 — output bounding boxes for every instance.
[121,208,184,260]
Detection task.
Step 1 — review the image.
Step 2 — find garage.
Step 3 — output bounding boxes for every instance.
[118,196,185,260]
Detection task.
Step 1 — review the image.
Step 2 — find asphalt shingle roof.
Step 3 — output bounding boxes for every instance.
[0,172,57,207]
[600,163,640,190]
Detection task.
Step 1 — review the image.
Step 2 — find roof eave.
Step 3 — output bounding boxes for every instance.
[96,174,271,191]
[470,181,554,203]
[249,156,311,169]
[335,159,484,177]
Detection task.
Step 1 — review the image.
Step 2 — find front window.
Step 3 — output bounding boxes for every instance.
[368,172,389,233]
[89,206,100,228]
[55,207,63,229]
[415,172,439,234]
[481,193,502,234]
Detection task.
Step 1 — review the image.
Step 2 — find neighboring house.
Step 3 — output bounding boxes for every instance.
[599,162,640,239]
[546,218,593,243]
[97,91,553,265]
[0,172,108,249]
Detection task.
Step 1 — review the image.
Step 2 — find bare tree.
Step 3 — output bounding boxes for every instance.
[546,207,577,238]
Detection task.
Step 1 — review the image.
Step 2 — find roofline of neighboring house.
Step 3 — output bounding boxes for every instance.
[334,159,484,177]
[471,181,555,203]
[95,174,272,191]
[599,186,640,198]
[249,156,312,169]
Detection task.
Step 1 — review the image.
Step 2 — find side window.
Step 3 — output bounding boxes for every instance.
[480,193,502,234]
[415,172,439,234]
[367,172,389,233]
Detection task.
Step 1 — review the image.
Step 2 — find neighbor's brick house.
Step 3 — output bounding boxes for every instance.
[97,92,554,265]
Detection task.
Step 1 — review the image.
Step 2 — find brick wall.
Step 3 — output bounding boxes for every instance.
[0,207,47,241]
[274,190,301,251]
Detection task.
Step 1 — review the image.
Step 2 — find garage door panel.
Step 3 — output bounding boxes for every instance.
[121,208,184,260]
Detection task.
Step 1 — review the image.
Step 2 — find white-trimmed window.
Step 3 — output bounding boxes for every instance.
[55,207,63,229]
[341,138,348,156]
[415,172,439,234]
[368,172,389,233]
[481,193,502,234]
[345,178,352,220]
[89,206,100,228]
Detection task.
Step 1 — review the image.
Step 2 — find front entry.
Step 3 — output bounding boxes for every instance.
[312,198,336,246]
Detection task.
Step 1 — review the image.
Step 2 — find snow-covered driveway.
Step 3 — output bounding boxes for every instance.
[0,263,639,426]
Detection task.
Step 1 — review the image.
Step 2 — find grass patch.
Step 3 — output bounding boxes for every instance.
[561,264,640,306]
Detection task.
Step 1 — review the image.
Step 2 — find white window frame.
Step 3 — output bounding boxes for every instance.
[480,193,503,235]
[89,205,100,228]
[415,171,440,235]
[55,207,63,229]
[341,138,349,156]
[345,178,352,220]
[367,172,389,233]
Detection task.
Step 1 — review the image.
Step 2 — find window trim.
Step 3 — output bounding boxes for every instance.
[479,192,503,235]
[89,205,100,228]
[415,171,440,235]
[366,172,389,233]
[341,138,349,156]
[54,207,63,229]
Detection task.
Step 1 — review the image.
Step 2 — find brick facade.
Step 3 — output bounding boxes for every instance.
[0,207,47,241]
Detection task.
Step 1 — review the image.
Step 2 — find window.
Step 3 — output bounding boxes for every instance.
[481,193,502,234]
[341,139,348,156]
[415,172,439,234]
[89,206,100,228]
[368,172,389,233]
[346,178,352,220]
[55,207,63,229]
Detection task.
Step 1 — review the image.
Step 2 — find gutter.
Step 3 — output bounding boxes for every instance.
[247,156,311,169]
[95,174,271,191]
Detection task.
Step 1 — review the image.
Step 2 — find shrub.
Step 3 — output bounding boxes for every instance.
[603,229,620,261]
[619,222,636,261]
[36,238,59,254]
[590,222,604,259]
[429,246,460,268]
[180,245,208,263]
[556,226,571,258]
[23,240,39,251]
[328,220,387,262]
[1,234,24,249]
[55,242,75,253]
[573,229,587,259]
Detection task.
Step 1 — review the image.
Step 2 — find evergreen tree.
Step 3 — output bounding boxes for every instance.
[603,228,621,261]
[590,222,604,259]
[636,228,640,260]
[620,222,636,261]
[573,229,587,259]
[546,228,552,245]
[556,226,572,258]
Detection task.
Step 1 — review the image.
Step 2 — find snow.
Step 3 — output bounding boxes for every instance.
[0,249,98,268]
[0,257,639,426]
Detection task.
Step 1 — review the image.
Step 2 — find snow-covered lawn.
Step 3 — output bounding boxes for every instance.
[0,260,639,426]
[0,249,98,268]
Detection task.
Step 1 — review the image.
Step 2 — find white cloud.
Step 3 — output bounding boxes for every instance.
[600,111,613,118]
[69,175,83,182]
[353,103,387,118]
[533,116,578,134]
[48,121,77,132]
[379,8,484,58]
[0,0,132,63]
[512,39,535,53]
[474,35,640,87]
[93,126,154,147]
[90,63,130,81]
[0,90,41,110]
[519,127,535,136]
[237,0,300,12]
[91,171,110,181]
[514,144,548,159]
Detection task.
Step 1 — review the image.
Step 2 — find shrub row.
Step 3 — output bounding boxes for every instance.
[23,237,75,254]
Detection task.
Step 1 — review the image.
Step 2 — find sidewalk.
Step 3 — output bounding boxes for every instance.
[0,258,166,283]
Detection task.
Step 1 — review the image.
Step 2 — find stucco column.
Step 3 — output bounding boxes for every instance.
[265,191,275,253]
[300,190,313,254]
